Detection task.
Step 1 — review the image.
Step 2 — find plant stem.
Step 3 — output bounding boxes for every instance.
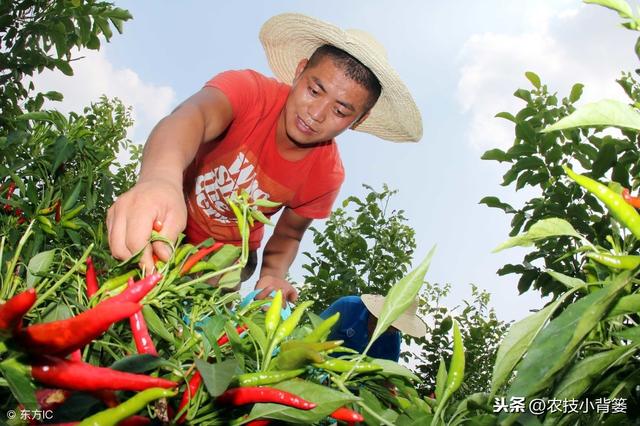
[2,220,34,299]
[32,243,93,310]
[332,377,395,426]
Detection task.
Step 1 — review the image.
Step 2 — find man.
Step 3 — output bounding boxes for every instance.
[106,13,422,302]
[320,294,426,361]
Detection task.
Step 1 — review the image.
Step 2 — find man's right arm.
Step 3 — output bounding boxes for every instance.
[107,87,233,271]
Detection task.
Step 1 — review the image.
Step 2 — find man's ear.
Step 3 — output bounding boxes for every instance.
[350,111,370,130]
[293,59,309,82]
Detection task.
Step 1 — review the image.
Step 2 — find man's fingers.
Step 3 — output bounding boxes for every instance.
[286,287,299,303]
[125,210,156,260]
[108,206,132,260]
[255,286,274,300]
[138,246,156,276]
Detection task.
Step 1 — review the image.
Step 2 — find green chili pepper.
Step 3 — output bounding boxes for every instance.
[280,340,343,353]
[276,347,324,370]
[63,179,83,211]
[78,387,177,426]
[301,312,340,343]
[325,346,359,355]
[264,290,283,341]
[564,165,640,239]
[61,203,85,221]
[236,369,305,387]
[37,215,54,229]
[441,320,465,402]
[100,270,139,293]
[272,301,313,347]
[312,358,382,374]
[173,243,195,266]
[587,252,640,270]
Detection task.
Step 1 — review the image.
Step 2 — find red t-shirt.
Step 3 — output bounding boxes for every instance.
[183,70,345,250]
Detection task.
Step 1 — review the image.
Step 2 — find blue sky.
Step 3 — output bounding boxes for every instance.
[33,0,640,322]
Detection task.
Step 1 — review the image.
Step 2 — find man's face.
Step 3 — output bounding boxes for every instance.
[283,56,372,145]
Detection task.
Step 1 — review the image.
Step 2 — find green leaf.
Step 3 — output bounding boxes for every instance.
[246,379,357,423]
[506,271,632,400]
[52,136,75,171]
[554,345,636,400]
[546,270,585,289]
[481,148,509,162]
[490,293,572,395]
[492,218,581,252]
[142,305,174,344]
[244,317,267,354]
[569,83,584,103]
[364,247,435,355]
[42,304,73,323]
[249,209,274,226]
[584,0,634,19]
[479,197,515,214]
[0,358,37,411]
[371,358,421,382]
[591,142,617,178]
[614,326,640,342]
[43,91,64,101]
[253,198,282,208]
[542,99,640,133]
[110,354,171,373]
[195,358,239,398]
[606,294,640,318]
[26,250,55,287]
[495,112,517,123]
[218,268,241,289]
[15,111,52,122]
[525,71,541,89]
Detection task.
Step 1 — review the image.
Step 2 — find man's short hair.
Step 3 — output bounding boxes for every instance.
[306,44,382,112]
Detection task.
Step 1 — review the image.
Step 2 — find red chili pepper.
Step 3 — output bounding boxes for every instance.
[153,220,163,232]
[330,407,364,422]
[246,420,271,426]
[216,325,248,346]
[106,273,162,305]
[129,308,157,356]
[31,355,177,391]
[0,288,36,331]
[69,350,82,362]
[3,182,15,212]
[176,370,202,424]
[217,387,316,410]
[85,256,99,297]
[54,199,62,223]
[15,301,141,356]
[622,188,640,208]
[180,242,224,275]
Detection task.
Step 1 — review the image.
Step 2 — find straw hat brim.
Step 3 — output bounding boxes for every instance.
[361,294,427,338]
[259,13,423,142]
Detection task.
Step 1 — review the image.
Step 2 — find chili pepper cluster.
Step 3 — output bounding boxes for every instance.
[0,265,176,425]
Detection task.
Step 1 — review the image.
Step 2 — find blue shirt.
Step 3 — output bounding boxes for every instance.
[320,296,401,361]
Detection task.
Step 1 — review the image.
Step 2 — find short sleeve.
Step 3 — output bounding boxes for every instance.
[204,70,260,119]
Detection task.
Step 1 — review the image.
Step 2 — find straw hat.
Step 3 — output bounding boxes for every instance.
[361,294,427,338]
[259,13,423,142]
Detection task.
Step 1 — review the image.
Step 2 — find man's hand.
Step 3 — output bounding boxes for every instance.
[107,179,187,272]
[255,275,299,303]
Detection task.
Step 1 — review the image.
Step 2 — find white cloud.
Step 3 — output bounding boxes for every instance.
[28,49,175,150]
[457,4,638,151]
